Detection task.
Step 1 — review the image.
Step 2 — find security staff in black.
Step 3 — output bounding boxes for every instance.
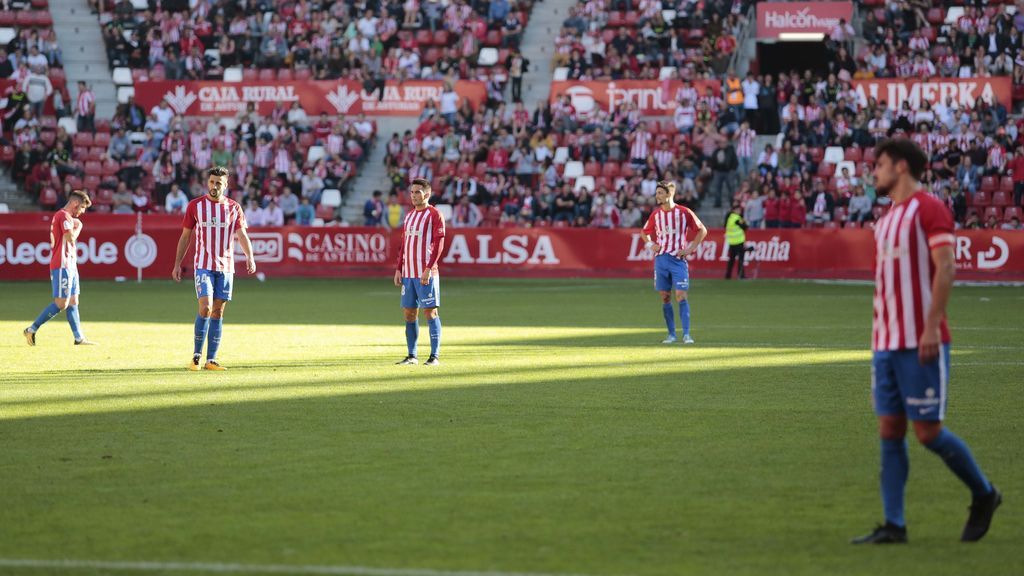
[725,203,749,280]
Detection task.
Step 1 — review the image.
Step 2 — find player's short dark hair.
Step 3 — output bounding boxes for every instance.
[206,166,230,179]
[875,138,927,180]
[656,180,676,195]
[411,178,432,193]
[69,189,91,207]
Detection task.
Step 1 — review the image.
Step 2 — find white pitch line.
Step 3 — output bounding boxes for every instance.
[0,559,603,576]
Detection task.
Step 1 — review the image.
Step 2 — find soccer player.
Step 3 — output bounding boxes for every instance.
[394,178,445,366]
[23,190,97,346]
[641,181,707,344]
[853,139,1001,544]
[171,166,256,371]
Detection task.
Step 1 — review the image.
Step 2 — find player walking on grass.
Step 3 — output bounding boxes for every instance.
[641,181,707,344]
[23,190,97,346]
[394,178,445,366]
[853,139,1001,545]
[172,166,256,371]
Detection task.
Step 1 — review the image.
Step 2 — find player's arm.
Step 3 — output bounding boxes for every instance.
[641,215,660,252]
[681,209,707,257]
[920,244,955,364]
[235,226,257,274]
[421,211,446,285]
[394,223,405,287]
[172,228,193,282]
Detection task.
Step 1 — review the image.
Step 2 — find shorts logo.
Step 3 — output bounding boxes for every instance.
[401,285,406,296]
[925,388,935,398]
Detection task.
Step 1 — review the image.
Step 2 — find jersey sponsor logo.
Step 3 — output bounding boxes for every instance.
[0,238,117,266]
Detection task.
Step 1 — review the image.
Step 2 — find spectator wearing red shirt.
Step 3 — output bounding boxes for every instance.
[1008,145,1024,205]
[487,145,510,174]
[787,190,806,228]
[764,189,781,229]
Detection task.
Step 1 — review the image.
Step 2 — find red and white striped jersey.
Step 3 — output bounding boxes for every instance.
[192,146,212,170]
[397,206,446,278]
[872,192,954,352]
[254,143,273,168]
[49,209,77,271]
[77,89,94,117]
[735,127,755,158]
[630,131,652,159]
[183,196,247,273]
[642,205,698,256]
[653,148,675,171]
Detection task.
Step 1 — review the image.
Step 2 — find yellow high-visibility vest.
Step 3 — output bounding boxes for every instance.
[726,212,746,245]
[726,78,743,106]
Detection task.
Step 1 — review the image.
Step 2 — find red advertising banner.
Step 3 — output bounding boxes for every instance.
[131,80,487,117]
[850,78,1013,110]
[756,2,854,39]
[548,80,721,117]
[2,214,1022,282]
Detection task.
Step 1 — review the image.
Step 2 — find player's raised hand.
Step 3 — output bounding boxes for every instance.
[394,270,401,287]
[247,258,257,274]
[171,265,182,282]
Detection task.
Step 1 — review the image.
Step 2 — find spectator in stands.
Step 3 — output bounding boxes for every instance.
[295,197,315,226]
[364,190,384,226]
[278,187,299,224]
[708,134,738,208]
[848,186,873,227]
[165,184,188,214]
[957,155,981,193]
[264,199,285,227]
[744,189,764,229]
[47,141,79,178]
[131,186,151,213]
[786,190,806,229]
[107,127,134,162]
[244,198,265,227]
[807,180,835,225]
[21,68,52,119]
[112,183,133,214]
[1002,216,1022,231]
[452,194,483,227]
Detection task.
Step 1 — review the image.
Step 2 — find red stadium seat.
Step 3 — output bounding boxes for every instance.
[276,69,293,81]
[83,174,101,191]
[438,161,456,177]
[0,12,14,26]
[475,162,488,178]
[620,163,635,178]
[73,133,93,148]
[991,191,1010,207]
[983,206,1001,222]
[1004,206,1022,221]
[433,30,450,47]
[93,132,111,148]
[423,48,440,65]
[594,176,610,191]
[65,175,82,189]
[258,69,276,81]
[861,147,876,164]
[980,177,997,193]
[39,130,56,148]
[927,7,943,25]
[95,119,111,133]
[315,204,335,220]
[485,31,502,47]
[93,188,114,206]
[39,187,58,207]
[0,144,14,164]
[583,161,601,176]
[844,147,862,162]
[294,68,311,81]
[608,11,625,27]
[84,161,102,176]
[973,191,991,206]
[602,162,620,178]
[242,68,258,81]
[999,176,1014,193]
[415,30,433,45]
[149,67,166,81]
[298,132,314,148]
[102,160,120,176]
[624,12,640,27]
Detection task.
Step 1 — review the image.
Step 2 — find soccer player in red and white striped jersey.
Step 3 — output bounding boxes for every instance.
[853,139,1000,545]
[393,178,446,366]
[640,181,707,344]
[23,190,96,346]
[172,166,257,371]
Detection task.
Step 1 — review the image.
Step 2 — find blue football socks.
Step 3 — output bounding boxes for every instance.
[65,305,83,341]
[207,318,223,361]
[926,429,993,497]
[679,299,691,336]
[405,320,419,357]
[662,303,675,338]
[193,315,210,357]
[880,438,909,527]
[31,303,62,331]
[427,316,441,357]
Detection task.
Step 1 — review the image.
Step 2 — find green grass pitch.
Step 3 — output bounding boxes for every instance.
[0,277,1021,576]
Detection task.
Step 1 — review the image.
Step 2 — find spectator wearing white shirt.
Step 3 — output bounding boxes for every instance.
[353,114,374,140]
[151,100,174,133]
[264,199,285,227]
[165,184,188,214]
[757,144,778,173]
[287,102,308,128]
[673,99,696,134]
[244,199,266,227]
[440,85,460,125]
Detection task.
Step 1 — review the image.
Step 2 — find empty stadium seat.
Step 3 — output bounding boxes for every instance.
[320,189,342,207]
[563,161,584,179]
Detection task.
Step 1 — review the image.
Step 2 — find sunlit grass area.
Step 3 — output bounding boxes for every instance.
[0,278,1020,575]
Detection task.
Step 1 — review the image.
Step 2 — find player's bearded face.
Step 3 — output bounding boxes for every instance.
[208,176,226,199]
[410,186,428,207]
[874,157,895,197]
